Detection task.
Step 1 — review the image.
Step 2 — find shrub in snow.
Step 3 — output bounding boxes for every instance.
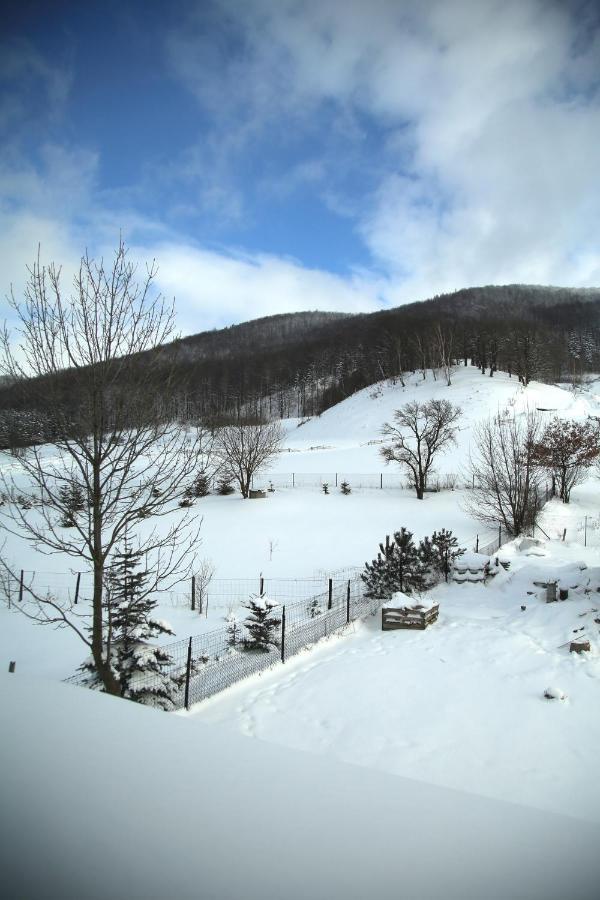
[308,598,323,618]
[242,594,281,652]
[543,686,566,701]
[322,482,329,494]
[362,528,425,599]
[340,480,351,495]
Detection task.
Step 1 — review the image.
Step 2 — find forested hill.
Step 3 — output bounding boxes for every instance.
[154,283,600,420]
[2,284,600,444]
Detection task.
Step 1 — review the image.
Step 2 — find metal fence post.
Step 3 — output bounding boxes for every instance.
[346,580,351,623]
[475,535,479,553]
[74,572,81,605]
[184,637,193,711]
[328,578,333,610]
[19,570,24,603]
[281,606,286,663]
[191,575,196,612]
[498,525,502,549]
[259,575,264,596]
[380,473,383,489]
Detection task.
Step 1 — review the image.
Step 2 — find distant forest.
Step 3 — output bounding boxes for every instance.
[2,284,600,447]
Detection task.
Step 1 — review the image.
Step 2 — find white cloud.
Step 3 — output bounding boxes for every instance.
[170,0,600,300]
[137,242,386,333]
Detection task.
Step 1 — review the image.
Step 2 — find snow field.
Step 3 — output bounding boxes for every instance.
[1,365,600,827]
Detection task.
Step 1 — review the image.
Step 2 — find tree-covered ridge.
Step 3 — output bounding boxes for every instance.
[1,283,600,443]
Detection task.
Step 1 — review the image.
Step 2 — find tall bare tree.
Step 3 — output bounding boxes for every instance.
[215,420,284,498]
[0,241,211,694]
[380,400,462,499]
[467,412,543,536]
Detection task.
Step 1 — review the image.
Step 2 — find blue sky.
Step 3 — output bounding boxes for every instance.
[1,0,599,334]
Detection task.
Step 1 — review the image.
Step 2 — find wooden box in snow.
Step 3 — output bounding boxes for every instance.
[382,604,439,631]
[570,640,590,654]
[249,490,267,499]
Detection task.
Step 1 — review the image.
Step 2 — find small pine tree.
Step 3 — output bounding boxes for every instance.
[190,472,211,497]
[57,481,86,525]
[362,529,425,598]
[322,482,329,494]
[243,594,281,652]
[217,478,235,495]
[431,529,465,582]
[340,480,351,495]
[417,535,438,588]
[226,613,242,647]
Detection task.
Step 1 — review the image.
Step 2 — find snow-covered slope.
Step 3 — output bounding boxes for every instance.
[2,672,599,900]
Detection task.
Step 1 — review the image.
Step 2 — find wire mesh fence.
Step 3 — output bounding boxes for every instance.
[248,472,470,491]
[64,575,381,710]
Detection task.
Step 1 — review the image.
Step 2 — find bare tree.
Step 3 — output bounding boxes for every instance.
[380,400,462,500]
[467,412,543,536]
[434,323,456,386]
[531,418,600,503]
[0,241,211,695]
[215,420,284,498]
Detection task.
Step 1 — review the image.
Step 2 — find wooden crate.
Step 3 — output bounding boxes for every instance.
[382,605,439,631]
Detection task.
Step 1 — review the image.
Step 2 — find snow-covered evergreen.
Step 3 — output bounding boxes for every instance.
[243,594,281,651]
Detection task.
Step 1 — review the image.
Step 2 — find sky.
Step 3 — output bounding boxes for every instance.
[1,0,599,335]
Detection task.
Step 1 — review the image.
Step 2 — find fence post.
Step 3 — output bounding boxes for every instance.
[584,516,587,547]
[8,661,16,673]
[335,473,338,487]
[475,535,479,553]
[184,637,193,711]
[292,473,295,488]
[259,575,264,596]
[281,606,286,663]
[346,580,351,623]
[191,575,196,612]
[19,570,24,603]
[498,525,502,549]
[328,578,333,610]
[74,572,81,605]
[380,473,383,489]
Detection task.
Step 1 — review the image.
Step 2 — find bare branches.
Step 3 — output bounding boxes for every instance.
[215,420,284,498]
[466,411,543,535]
[380,400,462,499]
[530,418,600,503]
[0,240,203,695]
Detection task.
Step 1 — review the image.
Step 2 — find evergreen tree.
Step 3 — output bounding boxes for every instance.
[430,529,465,582]
[362,529,425,599]
[216,477,235,495]
[389,527,424,594]
[243,594,281,651]
[58,481,86,527]
[417,535,438,588]
[322,482,329,494]
[340,480,351,495]
[78,545,180,709]
[190,472,211,498]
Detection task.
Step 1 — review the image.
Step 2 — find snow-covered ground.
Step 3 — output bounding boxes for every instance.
[1,365,600,835]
